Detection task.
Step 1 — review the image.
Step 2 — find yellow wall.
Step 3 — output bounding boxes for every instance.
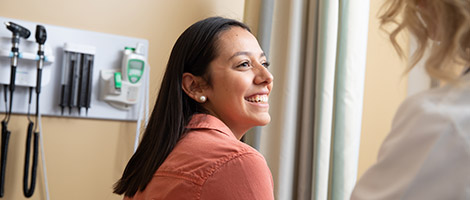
[358,0,409,178]
[0,1,245,199]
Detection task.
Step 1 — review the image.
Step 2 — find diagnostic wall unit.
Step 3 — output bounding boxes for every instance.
[0,16,149,121]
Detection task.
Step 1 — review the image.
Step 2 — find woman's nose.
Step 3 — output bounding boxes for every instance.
[254,63,274,85]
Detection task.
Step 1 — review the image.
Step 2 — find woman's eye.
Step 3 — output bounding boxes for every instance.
[237,61,251,68]
[262,61,270,68]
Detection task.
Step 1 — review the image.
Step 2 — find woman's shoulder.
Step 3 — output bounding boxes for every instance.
[156,123,266,184]
[381,85,470,167]
[199,149,274,200]
[393,84,470,124]
[187,127,265,167]
[352,85,470,199]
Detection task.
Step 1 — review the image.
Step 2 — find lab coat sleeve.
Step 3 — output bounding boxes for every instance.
[350,96,458,200]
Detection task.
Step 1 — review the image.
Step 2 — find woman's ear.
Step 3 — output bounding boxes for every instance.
[182,73,207,103]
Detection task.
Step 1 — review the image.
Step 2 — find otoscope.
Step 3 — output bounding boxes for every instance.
[1,21,30,197]
[23,25,46,198]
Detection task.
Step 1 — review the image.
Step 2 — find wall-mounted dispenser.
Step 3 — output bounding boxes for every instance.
[99,43,146,110]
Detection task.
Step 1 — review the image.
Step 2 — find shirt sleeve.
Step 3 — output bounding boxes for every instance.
[351,96,470,200]
[200,152,274,200]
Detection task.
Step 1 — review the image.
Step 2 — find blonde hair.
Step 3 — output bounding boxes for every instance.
[380,0,470,81]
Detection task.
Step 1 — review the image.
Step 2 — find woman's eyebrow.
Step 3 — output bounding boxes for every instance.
[228,51,266,61]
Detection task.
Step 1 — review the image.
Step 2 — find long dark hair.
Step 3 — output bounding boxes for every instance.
[113,17,250,197]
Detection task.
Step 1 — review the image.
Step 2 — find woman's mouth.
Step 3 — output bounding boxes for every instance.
[245,94,269,103]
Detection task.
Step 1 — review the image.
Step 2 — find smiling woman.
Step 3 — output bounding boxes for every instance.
[184,26,274,139]
[113,17,275,200]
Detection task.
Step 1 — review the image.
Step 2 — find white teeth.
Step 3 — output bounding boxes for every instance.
[245,95,268,103]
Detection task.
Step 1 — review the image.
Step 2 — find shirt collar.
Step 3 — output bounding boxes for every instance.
[186,114,236,139]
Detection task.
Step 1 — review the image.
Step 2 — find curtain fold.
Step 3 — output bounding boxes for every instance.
[264,0,307,199]
[330,1,370,199]
[295,0,319,199]
[245,0,370,199]
[312,0,339,200]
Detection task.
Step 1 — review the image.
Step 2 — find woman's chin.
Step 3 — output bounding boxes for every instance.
[255,114,271,126]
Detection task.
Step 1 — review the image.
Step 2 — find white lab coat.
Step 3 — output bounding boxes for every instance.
[351,73,470,200]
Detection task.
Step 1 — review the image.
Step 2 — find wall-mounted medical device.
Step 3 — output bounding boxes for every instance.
[99,43,146,110]
[0,16,149,121]
[0,21,51,198]
[0,16,150,199]
[0,28,55,88]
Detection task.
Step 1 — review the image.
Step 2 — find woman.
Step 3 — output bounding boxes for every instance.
[352,0,470,199]
[114,17,275,200]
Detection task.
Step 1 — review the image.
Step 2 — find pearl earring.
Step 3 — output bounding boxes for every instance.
[199,96,207,103]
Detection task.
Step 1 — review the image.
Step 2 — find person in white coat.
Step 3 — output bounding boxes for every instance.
[351,0,470,199]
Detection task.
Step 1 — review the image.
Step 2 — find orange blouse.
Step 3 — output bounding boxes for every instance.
[126,114,274,200]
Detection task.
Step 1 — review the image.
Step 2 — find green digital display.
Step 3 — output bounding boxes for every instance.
[127,59,144,83]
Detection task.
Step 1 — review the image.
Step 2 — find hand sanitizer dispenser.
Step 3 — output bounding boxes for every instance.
[99,43,146,110]
[122,44,145,84]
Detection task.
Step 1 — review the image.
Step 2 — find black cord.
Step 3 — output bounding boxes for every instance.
[2,85,7,122]
[23,121,38,198]
[34,94,39,133]
[0,120,10,198]
[23,64,41,198]
[23,81,39,198]
[27,87,33,123]
[5,82,14,124]
[0,84,12,198]
[0,83,14,198]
